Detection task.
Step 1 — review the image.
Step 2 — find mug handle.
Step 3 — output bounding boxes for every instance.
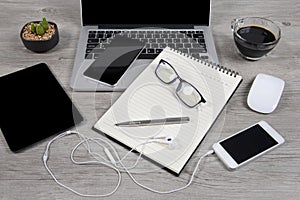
[231,18,240,32]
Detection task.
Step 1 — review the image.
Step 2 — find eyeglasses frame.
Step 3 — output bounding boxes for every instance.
[155,59,206,108]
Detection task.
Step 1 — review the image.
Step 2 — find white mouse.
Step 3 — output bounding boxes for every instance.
[247,73,285,114]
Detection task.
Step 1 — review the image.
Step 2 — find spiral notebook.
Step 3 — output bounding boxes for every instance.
[94,47,242,174]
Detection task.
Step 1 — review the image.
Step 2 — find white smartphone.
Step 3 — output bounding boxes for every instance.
[212,121,285,170]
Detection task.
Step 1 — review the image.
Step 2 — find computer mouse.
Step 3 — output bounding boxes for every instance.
[247,73,285,114]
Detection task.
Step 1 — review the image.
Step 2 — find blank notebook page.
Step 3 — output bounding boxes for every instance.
[94,47,242,174]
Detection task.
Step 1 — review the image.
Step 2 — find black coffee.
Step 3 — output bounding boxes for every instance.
[234,26,277,59]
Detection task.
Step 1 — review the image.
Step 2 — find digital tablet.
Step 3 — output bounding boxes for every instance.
[0,63,83,152]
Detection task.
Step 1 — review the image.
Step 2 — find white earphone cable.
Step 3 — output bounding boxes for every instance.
[43,130,214,197]
[43,131,122,198]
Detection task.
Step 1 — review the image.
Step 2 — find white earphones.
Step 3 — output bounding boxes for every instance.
[43,130,214,197]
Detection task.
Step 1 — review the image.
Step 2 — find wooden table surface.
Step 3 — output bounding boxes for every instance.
[0,0,299,199]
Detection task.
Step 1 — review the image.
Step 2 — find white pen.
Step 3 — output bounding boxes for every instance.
[115,116,190,127]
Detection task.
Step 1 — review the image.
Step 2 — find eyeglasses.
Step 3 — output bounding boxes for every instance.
[155,59,206,108]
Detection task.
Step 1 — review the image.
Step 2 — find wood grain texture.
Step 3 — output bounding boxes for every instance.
[0,0,299,199]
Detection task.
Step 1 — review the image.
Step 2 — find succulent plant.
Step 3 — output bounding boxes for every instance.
[36,23,45,36]
[30,23,36,33]
[41,17,49,30]
[30,17,50,36]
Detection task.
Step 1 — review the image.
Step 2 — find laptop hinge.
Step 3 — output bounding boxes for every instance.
[194,26,207,29]
[97,24,197,29]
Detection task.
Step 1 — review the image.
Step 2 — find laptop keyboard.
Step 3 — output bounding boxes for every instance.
[85,30,209,60]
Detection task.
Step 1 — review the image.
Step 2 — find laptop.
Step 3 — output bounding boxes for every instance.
[70,0,219,91]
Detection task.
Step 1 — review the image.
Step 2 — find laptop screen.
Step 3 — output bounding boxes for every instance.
[81,0,210,27]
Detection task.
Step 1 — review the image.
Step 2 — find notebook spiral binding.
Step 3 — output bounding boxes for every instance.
[169,48,239,77]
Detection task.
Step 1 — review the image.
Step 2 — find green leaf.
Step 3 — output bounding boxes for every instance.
[41,17,49,30]
[36,24,45,36]
[30,23,36,33]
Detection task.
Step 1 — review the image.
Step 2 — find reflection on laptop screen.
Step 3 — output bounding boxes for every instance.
[81,0,210,26]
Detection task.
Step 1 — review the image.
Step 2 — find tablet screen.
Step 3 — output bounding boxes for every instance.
[0,63,83,152]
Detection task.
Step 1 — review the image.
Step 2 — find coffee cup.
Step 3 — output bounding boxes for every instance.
[231,17,281,61]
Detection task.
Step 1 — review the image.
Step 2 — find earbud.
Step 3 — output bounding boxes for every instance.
[148,138,173,144]
[149,133,174,144]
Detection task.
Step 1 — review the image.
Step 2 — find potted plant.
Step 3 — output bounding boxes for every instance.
[20,17,59,53]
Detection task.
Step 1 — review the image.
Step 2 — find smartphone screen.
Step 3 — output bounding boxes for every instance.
[83,35,145,86]
[220,124,278,164]
[83,48,143,85]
